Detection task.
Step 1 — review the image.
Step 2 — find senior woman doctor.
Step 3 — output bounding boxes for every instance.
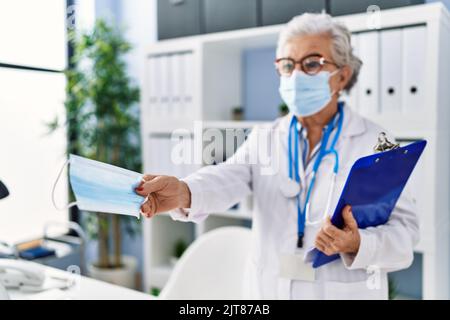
[135,13,419,300]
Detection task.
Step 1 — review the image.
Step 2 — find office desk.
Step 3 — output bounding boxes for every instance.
[8,265,153,300]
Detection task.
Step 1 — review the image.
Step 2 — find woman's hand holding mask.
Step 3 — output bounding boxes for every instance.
[135,175,191,218]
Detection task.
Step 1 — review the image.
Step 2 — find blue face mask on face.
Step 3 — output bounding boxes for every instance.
[52,155,144,218]
[279,70,339,117]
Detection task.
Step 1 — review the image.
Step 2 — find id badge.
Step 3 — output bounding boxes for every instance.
[279,251,316,282]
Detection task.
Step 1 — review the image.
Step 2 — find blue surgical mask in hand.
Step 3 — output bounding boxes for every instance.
[279,70,339,117]
[52,154,144,218]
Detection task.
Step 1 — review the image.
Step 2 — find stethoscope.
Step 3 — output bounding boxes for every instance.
[288,102,344,248]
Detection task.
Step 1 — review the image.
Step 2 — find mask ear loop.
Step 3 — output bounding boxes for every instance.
[52,159,77,211]
[328,68,342,99]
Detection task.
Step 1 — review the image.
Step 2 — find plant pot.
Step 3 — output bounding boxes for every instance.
[88,255,137,289]
[232,109,244,121]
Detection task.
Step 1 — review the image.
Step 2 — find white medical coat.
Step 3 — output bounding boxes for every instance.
[171,105,419,300]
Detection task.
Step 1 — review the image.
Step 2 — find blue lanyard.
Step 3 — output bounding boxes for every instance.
[288,102,344,248]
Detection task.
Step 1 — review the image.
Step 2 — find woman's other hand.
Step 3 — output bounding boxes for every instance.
[314,205,361,256]
[135,175,191,218]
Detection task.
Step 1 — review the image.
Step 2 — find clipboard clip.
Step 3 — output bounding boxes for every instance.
[373,132,400,153]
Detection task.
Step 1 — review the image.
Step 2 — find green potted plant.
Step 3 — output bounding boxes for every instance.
[231,106,244,121]
[388,276,397,300]
[170,239,188,266]
[49,19,141,288]
[279,102,289,117]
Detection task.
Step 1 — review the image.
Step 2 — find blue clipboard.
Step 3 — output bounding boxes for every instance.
[311,140,427,268]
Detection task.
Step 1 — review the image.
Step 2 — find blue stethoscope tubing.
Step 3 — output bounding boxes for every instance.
[288,103,344,248]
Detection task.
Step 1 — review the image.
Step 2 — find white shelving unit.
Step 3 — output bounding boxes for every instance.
[202,120,270,130]
[141,3,450,299]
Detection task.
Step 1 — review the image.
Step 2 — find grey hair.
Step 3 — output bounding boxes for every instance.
[276,13,362,93]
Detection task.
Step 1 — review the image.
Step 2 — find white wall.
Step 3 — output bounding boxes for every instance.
[74,0,95,31]
[118,0,158,83]
[77,0,157,82]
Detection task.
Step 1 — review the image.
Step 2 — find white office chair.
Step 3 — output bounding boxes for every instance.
[0,284,9,300]
[159,226,252,300]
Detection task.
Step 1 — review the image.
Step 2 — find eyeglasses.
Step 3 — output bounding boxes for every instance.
[275,54,339,77]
